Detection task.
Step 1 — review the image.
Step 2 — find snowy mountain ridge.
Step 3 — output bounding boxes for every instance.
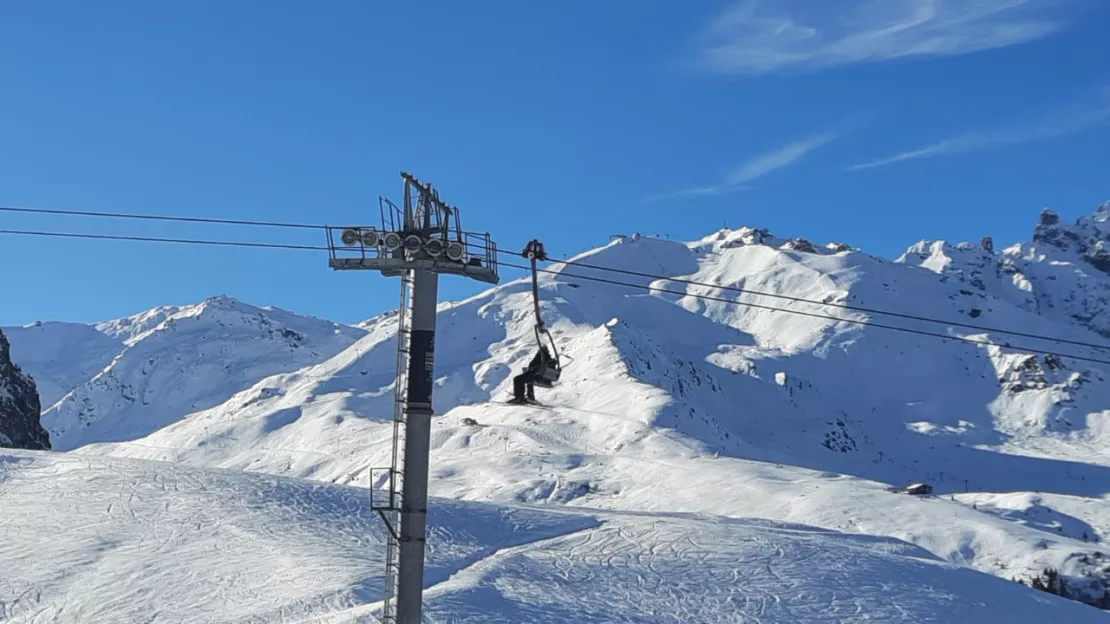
[899,203,1110,338]
[6,202,1110,613]
[7,295,366,451]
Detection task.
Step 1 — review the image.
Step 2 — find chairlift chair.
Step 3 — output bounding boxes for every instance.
[523,239,563,386]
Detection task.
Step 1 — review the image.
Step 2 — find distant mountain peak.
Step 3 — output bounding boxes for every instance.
[196,294,266,315]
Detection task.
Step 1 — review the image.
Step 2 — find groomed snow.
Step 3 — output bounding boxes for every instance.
[2,450,1102,623]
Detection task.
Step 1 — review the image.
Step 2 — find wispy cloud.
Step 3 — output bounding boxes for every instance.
[650,124,858,201]
[723,131,844,186]
[849,91,1110,170]
[694,0,1068,75]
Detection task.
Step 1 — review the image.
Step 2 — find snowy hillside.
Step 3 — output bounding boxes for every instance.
[13,202,1110,612]
[2,449,1103,623]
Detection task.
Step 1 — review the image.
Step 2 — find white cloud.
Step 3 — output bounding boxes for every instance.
[723,131,843,186]
[650,125,856,201]
[695,0,1067,75]
[849,93,1110,170]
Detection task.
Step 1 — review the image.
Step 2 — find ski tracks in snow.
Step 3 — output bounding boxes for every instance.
[407,513,1102,623]
[0,451,594,624]
[2,451,1104,623]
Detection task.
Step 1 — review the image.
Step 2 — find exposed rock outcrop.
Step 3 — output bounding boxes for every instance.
[0,328,49,450]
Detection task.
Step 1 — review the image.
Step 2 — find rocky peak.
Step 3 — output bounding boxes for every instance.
[1083,201,1110,229]
[0,328,49,450]
[1039,208,1060,226]
[1032,205,1110,275]
[1032,208,1082,251]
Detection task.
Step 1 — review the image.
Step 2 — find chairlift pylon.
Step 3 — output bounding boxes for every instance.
[522,239,562,386]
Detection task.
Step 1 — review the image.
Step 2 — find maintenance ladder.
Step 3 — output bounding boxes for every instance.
[371,269,413,624]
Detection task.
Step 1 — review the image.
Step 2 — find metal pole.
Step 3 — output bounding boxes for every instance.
[395,268,439,624]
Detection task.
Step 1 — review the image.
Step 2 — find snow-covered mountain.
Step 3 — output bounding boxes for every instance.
[8,202,1110,615]
[5,296,366,451]
[0,328,48,450]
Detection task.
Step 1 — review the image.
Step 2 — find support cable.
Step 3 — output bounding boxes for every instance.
[0,204,323,230]
[493,258,1110,367]
[0,228,328,251]
[2,215,1109,363]
[474,242,1110,354]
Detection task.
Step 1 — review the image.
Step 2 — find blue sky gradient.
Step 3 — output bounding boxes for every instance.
[2,0,1109,325]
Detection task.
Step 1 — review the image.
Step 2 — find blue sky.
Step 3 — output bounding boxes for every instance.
[2,0,1108,326]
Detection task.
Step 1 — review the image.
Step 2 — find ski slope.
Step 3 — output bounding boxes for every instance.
[1,450,1102,623]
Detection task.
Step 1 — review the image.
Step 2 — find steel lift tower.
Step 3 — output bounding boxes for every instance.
[325,172,499,623]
